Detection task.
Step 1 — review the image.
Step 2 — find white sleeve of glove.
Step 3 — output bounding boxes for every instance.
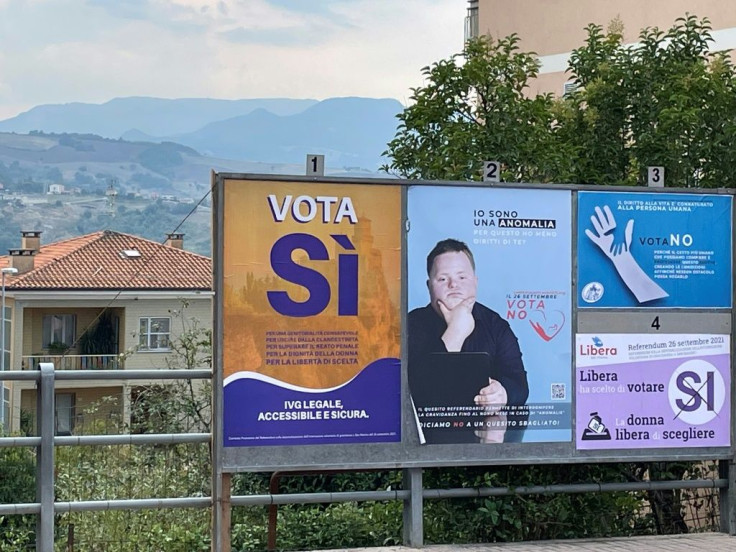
[612,251,669,303]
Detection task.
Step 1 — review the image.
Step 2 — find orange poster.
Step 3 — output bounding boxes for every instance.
[221,179,401,446]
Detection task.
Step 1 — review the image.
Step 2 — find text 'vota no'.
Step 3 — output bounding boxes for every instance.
[266,194,359,318]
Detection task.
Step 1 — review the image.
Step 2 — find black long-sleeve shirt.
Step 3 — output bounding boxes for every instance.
[408,303,529,407]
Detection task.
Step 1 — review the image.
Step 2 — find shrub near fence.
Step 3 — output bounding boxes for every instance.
[0,384,725,551]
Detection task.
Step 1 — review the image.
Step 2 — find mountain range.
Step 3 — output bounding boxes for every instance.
[0,97,317,138]
[0,96,403,171]
[0,95,406,256]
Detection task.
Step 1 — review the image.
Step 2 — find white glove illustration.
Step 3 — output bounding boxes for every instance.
[585,205,668,303]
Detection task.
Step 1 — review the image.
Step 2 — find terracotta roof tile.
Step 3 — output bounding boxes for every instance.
[0,231,211,290]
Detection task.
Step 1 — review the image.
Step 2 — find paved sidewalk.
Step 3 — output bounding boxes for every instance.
[321,533,736,551]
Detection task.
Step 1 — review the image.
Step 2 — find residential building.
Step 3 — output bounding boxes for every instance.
[466,0,736,96]
[0,230,212,435]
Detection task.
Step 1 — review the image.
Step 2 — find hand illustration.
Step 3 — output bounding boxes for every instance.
[585,206,634,259]
[585,205,669,304]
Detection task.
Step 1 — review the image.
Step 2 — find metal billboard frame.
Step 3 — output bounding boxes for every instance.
[212,173,735,474]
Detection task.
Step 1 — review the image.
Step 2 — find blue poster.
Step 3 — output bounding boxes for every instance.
[578,192,732,308]
[407,186,572,444]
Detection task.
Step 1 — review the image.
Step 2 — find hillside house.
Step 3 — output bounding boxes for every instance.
[0,230,212,435]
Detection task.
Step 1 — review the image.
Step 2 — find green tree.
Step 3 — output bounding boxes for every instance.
[129,301,212,434]
[561,15,736,187]
[552,18,633,186]
[385,15,736,189]
[382,34,572,182]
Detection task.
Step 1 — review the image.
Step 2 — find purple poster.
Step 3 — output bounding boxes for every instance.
[576,334,730,450]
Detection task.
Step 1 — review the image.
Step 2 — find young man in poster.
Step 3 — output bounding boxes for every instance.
[408,238,529,444]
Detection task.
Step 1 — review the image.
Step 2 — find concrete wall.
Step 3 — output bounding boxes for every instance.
[476,0,736,95]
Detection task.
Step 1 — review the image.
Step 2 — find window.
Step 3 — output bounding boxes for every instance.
[42,314,76,348]
[139,317,170,351]
[55,392,75,435]
[563,81,579,97]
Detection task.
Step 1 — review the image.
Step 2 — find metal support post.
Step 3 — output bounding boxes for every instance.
[402,467,423,547]
[36,363,55,552]
[212,471,231,552]
[720,459,736,534]
[211,466,222,552]
[222,473,231,552]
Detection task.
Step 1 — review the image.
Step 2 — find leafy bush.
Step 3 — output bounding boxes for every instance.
[0,447,36,549]
[55,441,211,551]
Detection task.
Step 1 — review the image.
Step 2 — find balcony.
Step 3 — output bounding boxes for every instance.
[21,354,123,371]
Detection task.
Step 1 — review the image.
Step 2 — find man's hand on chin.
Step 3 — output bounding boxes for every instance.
[439,296,475,351]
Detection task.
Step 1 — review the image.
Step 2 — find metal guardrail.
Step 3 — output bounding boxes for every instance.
[0,365,213,552]
[22,354,122,370]
[259,470,729,550]
[0,369,212,381]
[0,366,731,551]
[0,433,210,448]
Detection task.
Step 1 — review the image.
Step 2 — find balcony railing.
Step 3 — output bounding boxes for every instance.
[21,355,123,371]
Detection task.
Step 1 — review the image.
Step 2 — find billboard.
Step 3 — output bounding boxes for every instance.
[221,179,402,446]
[214,174,734,471]
[577,192,732,308]
[576,334,730,450]
[407,186,572,444]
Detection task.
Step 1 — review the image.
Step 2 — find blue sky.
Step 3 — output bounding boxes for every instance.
[0,0,465,119]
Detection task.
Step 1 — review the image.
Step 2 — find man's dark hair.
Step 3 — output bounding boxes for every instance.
[426,238,475,276]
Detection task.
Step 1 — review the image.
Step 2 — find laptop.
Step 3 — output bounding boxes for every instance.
[409,352,495,443]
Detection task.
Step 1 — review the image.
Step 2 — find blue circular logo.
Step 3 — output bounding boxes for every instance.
[581,282,604,303]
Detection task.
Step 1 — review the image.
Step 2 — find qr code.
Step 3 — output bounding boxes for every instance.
[551,383,566,400]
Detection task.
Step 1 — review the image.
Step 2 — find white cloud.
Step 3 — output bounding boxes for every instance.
[0,0,465,118]
[205,0,465,103]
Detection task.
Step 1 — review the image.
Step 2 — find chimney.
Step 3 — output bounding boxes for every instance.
[165,233,184,249]
[21,230,41,252]
[8,248,36,274]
